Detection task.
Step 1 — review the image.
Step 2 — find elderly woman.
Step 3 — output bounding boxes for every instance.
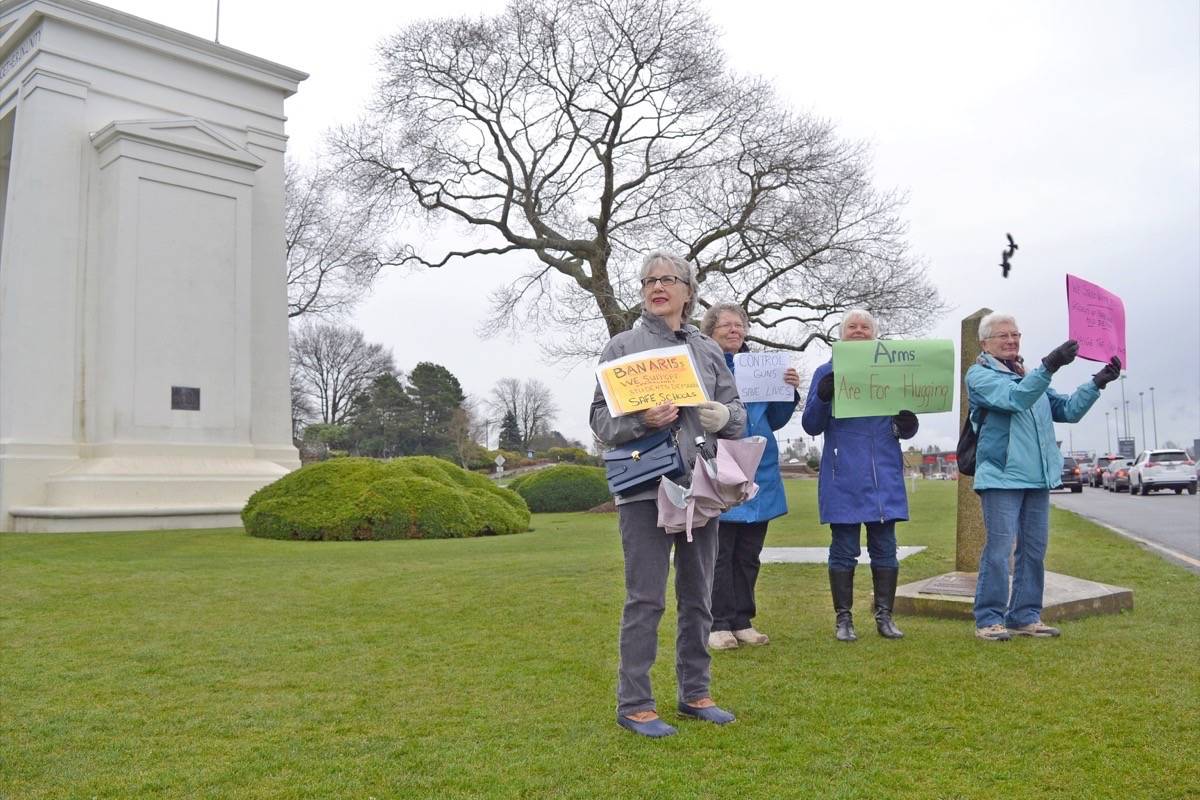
[699,303,800,651]
[966,313,1119,641]
[590,250,747,739]
[801,310,918,642]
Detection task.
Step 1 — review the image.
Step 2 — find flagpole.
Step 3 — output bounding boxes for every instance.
[215,0,221,43]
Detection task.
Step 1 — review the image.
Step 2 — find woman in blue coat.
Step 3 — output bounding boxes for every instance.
[701,304,800,651]
[802,310,918,642]
[966,313,1119,641]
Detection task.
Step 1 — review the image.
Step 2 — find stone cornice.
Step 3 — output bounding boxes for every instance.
[0,0,307,94]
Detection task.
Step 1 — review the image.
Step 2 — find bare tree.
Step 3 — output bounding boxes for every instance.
[489,378,560,449]
[290,321,396,424]
[285,159,391,318]
[290,368,317,443]
[332,0,945,358]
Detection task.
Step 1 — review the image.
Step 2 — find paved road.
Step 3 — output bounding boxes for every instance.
[1050,485,1200,572]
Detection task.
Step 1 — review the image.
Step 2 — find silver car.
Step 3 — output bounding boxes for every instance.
[1129,449,1198,495]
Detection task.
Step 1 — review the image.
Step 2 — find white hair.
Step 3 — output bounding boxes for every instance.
[700,302,748,336]
[839,309,878,339]
[639,250,700,319]
[978,312,1018,341]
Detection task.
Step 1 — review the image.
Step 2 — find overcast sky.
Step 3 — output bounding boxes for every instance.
[101,0,1200,456]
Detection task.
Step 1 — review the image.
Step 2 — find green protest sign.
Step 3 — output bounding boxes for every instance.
[831,339,954,418]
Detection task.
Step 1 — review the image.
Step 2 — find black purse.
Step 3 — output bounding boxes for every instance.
[603,426,687,495]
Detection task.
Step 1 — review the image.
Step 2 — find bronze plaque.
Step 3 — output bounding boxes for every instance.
[171,386,200,411]
[918,573,977,597]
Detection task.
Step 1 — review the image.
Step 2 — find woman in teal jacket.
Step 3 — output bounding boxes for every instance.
[966,313,1120,641]
[701,303,800,651]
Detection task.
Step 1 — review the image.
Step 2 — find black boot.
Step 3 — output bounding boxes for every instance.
[872,566,904,639]
[829,569,857,642]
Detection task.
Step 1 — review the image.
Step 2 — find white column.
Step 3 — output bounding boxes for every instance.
[246,126,300,469]
[0,69,89,524]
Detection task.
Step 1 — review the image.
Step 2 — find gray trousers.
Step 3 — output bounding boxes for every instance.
[616,500,718,716]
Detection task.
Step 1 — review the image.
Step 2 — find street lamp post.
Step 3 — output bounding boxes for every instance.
[1120,375,1130,444]
[1149,386,1158,448]
[1139,392,1147,453]
[1114,405,1122,440]
[1104,411,1112,454]
[1118,400,1128,450]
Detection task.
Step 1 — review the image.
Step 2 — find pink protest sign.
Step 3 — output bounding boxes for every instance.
[1066,274,1127,368]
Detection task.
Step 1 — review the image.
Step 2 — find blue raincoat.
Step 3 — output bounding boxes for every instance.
[801,359,910,525]
[966,353,1099,491]
[719,351,798,524]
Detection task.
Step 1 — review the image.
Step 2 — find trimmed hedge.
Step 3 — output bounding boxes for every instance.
[242,456,530,540]
[510,465,610,513]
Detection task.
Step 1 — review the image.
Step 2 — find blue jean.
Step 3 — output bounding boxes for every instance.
[828,521,899,571]
[974,489,1050,628]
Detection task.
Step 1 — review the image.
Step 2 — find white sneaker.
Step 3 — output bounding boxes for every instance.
[708,630,739,650]
[733,627,770,646]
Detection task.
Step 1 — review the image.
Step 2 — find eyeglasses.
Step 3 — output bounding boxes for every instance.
[640,275,682,288]
[714,322,746,332]
[986,332,1022,341]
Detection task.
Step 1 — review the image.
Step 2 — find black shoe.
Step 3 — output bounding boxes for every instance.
[829,568,857,642]
[871,566,904,639]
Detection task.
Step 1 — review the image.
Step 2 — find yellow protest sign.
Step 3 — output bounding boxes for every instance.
[596,345,708,416]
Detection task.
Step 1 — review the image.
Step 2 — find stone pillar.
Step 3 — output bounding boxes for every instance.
[955,308,991,571]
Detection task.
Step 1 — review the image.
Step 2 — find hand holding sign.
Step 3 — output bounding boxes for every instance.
[1066,274,1127,368]
[831,339,955,418]
[733,352,795,402]
[596,345,707,416]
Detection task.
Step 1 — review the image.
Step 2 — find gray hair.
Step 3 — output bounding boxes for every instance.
[640,249,700,320]
[978,312,1018,341]
[700,302,749,337]
[839,309,878,339]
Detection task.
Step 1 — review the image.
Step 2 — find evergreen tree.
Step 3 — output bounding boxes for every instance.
[407,362,466,457]
[498,410,523,452]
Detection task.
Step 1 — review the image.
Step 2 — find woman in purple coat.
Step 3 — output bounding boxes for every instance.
[801,310,919,642]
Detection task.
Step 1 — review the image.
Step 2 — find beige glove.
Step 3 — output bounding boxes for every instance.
[697,401,730,433]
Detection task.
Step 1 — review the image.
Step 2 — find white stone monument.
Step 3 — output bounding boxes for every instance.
[0,0,304,531]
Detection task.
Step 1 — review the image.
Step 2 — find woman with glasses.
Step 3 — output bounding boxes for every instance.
[966,313,1120,641]
[590,250,746,738]
[699,303,800,651]
[802,309,919,642]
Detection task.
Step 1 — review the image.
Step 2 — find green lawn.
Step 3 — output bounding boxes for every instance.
[2,482,1197,799]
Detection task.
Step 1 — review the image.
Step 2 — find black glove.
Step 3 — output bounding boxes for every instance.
[892,410,919,439]
[1092,356,1121,388]
[1041,340,1079,373]
[816,372,835,402]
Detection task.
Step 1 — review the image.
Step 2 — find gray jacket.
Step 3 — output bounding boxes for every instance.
[590,311,747,504]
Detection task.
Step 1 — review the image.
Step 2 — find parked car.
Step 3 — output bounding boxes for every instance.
[1089,455,1116,488]
[1103,459,1132,492]
[1059,456,1084,492]
[1128,449,1198,495]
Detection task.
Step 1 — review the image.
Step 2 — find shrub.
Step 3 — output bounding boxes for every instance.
[242,456,530,540]
[510,465,610,513]
[543,446,599,466]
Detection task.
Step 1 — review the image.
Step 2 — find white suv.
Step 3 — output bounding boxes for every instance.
[1129,449,1197,496]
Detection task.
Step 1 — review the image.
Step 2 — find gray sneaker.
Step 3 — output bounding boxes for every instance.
[708,630,739,650]
[975,624,1012,641]
[732,627,769,646]
[1011,620,1061,637]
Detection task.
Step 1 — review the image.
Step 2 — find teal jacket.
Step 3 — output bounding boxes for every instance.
[965,354,1099,491]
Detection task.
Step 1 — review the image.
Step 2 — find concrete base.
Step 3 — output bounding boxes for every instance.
[761,546,926,564]
[895,570,1134,621]
[4,456,286,532]
[9,505,244,533]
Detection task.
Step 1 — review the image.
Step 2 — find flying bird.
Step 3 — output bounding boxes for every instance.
[1000,233,1018,278]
